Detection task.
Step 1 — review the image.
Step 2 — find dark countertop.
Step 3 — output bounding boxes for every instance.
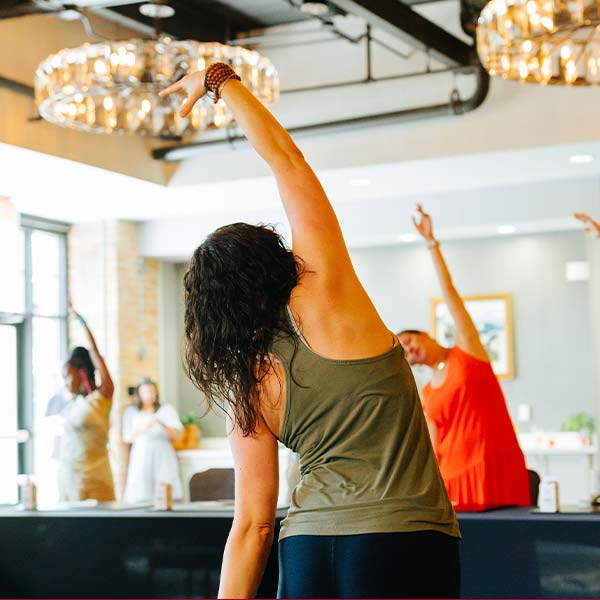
[456,505,600,521]
[2,504,598,521]
[1,504,600,597]
[0,502,289,519]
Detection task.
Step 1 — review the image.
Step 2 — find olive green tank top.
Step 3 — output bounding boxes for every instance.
[272,310,460,541]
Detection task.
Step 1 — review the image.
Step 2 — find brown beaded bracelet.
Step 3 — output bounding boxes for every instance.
[204,62,241,104]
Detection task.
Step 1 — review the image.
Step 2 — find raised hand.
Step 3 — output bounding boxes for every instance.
[69,304,86,326]
[412,203,435,242]
[158,70,207,117]
[574,212,600,237]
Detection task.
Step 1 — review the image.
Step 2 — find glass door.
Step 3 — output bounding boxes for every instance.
[0,323,20,503]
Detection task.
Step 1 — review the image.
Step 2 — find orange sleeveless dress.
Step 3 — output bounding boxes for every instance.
[422,347,530,508]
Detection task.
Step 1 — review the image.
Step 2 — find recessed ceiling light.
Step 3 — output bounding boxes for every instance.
[300,1,331,16]
[349,178,370,187]
[497,225,516,235]
[140,3,175,18]
[397,233,417,243]
[569,154,594,164]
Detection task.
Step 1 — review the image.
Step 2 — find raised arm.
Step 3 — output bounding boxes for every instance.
[219,414,279,598]
[413,205,488,361]
[159,69,352,285]
[71,309,115,399]
[575,212,600,237]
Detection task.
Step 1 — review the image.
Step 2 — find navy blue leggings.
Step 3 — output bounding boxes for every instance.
[277,530,460,599]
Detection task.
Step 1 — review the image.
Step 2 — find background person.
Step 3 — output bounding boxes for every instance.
[398,204,530,509]
[59,311,115,502]
[122,378,183,504]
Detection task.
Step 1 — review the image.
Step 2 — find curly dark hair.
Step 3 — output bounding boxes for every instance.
[183,223,303,436]
[66,346,96,391]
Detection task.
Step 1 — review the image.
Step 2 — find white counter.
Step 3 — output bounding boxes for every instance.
[518,432,598,504]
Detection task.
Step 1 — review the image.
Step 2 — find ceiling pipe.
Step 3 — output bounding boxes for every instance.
[327,0,475,66]
[0,75,35,98]
[152,66,489,162]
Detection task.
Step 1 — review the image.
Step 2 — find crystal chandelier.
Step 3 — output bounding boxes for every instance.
[35,39,279,137]
[477,0,600,85]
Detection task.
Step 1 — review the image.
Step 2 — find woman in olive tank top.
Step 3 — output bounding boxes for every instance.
[160,66,460,599]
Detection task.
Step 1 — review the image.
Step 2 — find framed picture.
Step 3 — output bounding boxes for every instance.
[430,294,515,380]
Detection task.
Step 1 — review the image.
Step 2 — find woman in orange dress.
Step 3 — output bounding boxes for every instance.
[398,205,530,508]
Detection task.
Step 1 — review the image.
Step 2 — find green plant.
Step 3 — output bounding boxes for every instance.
[560,412,596,436]
[180,412,201,426]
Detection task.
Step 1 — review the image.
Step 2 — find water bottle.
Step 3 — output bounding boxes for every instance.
[538,477,560,513]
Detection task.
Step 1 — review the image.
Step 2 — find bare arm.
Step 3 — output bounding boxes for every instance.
[218,414,279,598]
[158,71,385,329]
[413,205,488,361]
[72,309,115,399]
[160,74,347,279]
[156,420,182,441]
[575,212,600,237]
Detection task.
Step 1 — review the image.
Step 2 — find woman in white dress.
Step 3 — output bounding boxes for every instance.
[59,311,115,502]
[122,379,183,503]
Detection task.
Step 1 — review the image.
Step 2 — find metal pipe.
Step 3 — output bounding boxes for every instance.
[227,25,336,46]
[280,62,456,96]
[0,76,35,98]
[152,66,489,161]
[328,0,474,66]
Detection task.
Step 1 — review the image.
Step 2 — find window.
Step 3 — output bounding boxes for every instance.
[0,215,68,506]
[0,221,24,314]
[0,324,19,503]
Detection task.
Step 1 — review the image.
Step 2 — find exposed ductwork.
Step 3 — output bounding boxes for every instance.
[0,0,490,166]
[459,0,488,36]
[153,66,489,161]
[0,0,56,18]
[0,74,34,97]
[326,0,476,66]
[0,0,143,19]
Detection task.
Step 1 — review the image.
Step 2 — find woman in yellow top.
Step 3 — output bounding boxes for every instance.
[58,310,115,502]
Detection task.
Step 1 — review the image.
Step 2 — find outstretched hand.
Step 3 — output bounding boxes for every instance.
[158,71,207,118]
[68,302,85,326]
[69,303,99,351]
[412,203,435,242]
[574,212,600,237]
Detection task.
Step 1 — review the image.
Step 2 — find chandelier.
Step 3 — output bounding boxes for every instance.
[35,39,279,137]
[477,0,600,85]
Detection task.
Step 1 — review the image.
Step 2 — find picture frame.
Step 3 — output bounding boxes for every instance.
[430,294,515,380]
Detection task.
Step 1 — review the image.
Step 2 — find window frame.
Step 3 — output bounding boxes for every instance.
[13,215,69,475]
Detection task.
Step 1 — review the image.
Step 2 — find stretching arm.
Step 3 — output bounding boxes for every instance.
[159,72,353,286]
[413,204,488,361]
[575,212,600,237]
[72,309,115,399]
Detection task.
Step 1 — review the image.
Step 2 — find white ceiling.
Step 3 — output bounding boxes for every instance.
[3,137,598,258]
[1,0,599,257]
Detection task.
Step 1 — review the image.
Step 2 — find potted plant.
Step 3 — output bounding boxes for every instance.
[560,412,596,446]
[172,412,201,450]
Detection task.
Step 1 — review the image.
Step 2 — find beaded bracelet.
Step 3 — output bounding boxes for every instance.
[204,62,241,104]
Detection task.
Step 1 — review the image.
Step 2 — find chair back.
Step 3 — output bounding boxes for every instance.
[528,469,541,506]
[189,468,235,501]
